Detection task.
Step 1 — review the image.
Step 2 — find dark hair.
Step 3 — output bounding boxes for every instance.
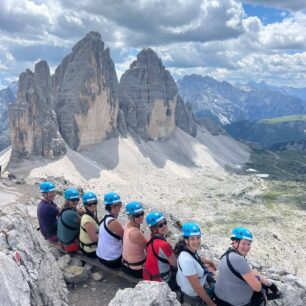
[174,239,187,257]
[105,205,112,212]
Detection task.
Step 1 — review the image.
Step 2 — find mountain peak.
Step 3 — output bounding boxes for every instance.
[72,31,104,53]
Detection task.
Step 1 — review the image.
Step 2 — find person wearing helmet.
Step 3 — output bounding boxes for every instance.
[37,181,60,243]
[175,222,216,306]
[57,188,83,253]
[214,227,281,306]
[143,211,177,290]
[79,192,100,258]
[96,192,124,269]
[122,201,147,278]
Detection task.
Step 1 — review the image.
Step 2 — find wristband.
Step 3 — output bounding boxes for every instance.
[256,276,260,281]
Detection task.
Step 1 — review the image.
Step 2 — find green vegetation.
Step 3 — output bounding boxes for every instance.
[244,149,306,181]
[260,180,306,211]
[260,114,306,124]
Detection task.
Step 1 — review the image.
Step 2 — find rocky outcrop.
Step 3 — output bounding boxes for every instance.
[9,61,66,161]
[119,48,196,140]
[52,31,119,150]
[0,82,17,151]
[175,96,197,137]
[0,185,68,306]
[109,281,180,306]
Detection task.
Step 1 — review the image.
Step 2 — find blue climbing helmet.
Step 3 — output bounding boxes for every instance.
[182,222,202,237]
[40,181,56,193]
[231,227,253,241]
[82,192,98,205]
[64,188,80,201]
[146,211,165,227]
[125,201,144,215]
[104,192,121,205]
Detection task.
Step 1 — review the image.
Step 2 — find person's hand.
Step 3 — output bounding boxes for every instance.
[267,283,282,300]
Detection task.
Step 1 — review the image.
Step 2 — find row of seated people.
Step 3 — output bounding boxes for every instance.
[37,181,282,306]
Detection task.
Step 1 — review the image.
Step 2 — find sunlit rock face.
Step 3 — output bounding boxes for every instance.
[52,31,119,150]
[9,61,66,161]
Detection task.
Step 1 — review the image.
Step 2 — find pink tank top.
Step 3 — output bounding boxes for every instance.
[122,226,146,270]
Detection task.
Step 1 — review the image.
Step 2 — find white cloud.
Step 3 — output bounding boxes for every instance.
[0,0,305,88]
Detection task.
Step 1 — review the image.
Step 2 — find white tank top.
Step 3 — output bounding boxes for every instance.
[96,214,122,261]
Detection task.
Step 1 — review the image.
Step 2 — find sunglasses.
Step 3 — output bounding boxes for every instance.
[157,220,168,229]
[134,212,144,218]
[71,199,79,202]
[86,201,98,207]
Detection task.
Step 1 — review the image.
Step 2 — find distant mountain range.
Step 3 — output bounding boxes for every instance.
[178,74,306,126]
[0,82,17,151]
[178,75,306,150]
[237,81,306,102]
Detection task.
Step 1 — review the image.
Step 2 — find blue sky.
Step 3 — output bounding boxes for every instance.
[0,0,306,89]
[243,4,288,25]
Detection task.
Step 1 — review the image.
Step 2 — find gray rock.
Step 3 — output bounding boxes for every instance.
[52,31,119,150]
[117,109,128,137]
[175,96,197,137]
[63,265,90,284]
[0,191,68,306]
[57,254,72,270]
[119,48,195,140]
[9,61,66,161]
[109,281,180,306]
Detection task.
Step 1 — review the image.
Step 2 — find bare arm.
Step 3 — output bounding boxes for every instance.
[186,274,216,306]
[84,222,98,242]
[202,257,217,273]
[242,271,262,292]
[108,219,124,238]
[252,269,272,286]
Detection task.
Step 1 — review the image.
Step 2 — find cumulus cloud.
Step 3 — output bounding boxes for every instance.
[59,0,245,46]
[0,0,305,88]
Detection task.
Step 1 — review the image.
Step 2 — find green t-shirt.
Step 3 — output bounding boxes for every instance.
[57,208,80,244]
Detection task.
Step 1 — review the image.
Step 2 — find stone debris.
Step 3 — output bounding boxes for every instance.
[63,265,90,284]
[91,271,105,281]
[109,281,180,306]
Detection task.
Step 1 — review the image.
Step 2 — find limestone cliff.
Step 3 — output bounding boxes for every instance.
[119,48,196,141]
[52,31,119,150]
[9,61,66,161]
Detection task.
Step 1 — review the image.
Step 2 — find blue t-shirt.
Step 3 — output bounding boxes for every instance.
[37,200,59,239]
[57,208,80,244]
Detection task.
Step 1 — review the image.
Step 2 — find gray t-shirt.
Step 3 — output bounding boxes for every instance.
[176,251,207,296]
[214,251,253,306]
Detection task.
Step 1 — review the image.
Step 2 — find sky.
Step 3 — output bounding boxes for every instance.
[0,0,306,89]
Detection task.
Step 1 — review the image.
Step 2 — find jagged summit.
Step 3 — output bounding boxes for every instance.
[119,48,196,140]
[72,31,104,53]
[52,31,119,150]
[9,60,66,161]
[8,32,197,162]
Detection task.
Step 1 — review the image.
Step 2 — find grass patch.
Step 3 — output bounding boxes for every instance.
[260,114,306,124]
[244,149,306,181]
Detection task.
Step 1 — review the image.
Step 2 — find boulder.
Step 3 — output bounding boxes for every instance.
[109,281,180,306]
